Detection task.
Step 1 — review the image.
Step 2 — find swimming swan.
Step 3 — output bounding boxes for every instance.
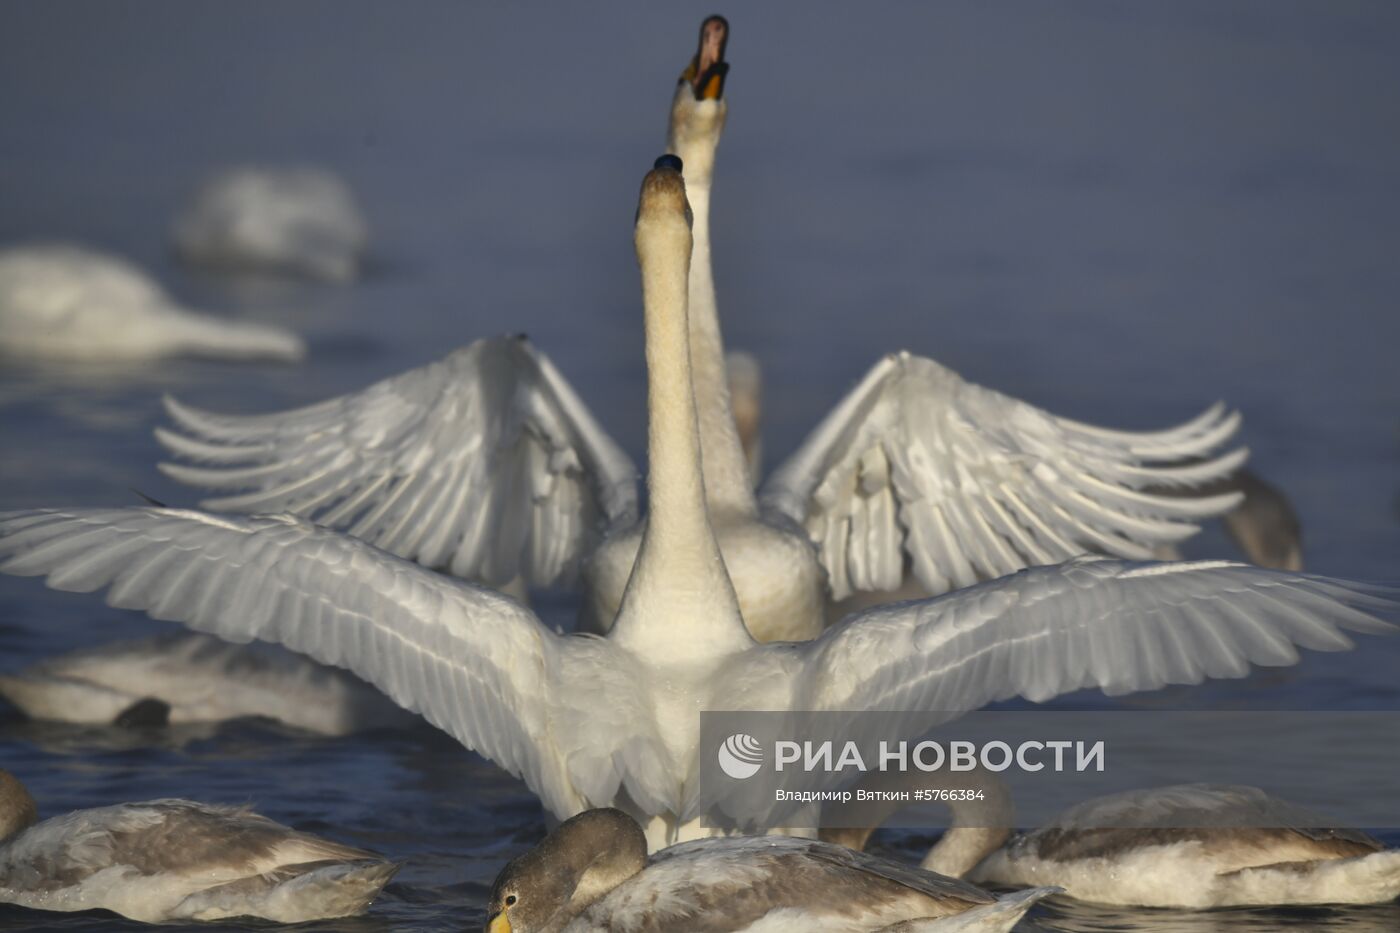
[970,783,1400,908]
[0,768,396,923]
[0,244,304,362]
[0,631,411,735]
[172,166,369,283]
[830,773,1399,908]
[154,19,1246,642]
[484,808,1057,933]
[1,163,1393,853]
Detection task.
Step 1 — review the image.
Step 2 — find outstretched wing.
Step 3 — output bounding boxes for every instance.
[715,558,1394,827]
[761,353,1247,600]
[0,508,669,819]
[789,557,1395,715]
[157,337,639,589]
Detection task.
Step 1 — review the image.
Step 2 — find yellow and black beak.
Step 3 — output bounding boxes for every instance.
[487,911,511,933]
[680,14,729,101]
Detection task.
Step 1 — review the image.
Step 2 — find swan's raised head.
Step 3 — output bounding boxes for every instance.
[636,162,693,243]
[668,16,729,184]
[0,770,37,842]
[681,15,729,101]
[485,808,647,933]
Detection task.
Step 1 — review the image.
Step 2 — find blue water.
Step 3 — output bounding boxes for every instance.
[2,2,1399,929]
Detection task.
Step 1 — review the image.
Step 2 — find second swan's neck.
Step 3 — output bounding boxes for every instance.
[611,170,751,657]
[670,97,757,516]
[922,769,1012,877]
[822,767,1012,878]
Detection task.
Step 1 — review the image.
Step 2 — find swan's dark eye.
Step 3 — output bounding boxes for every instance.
[653,154,683,174]
[505,894,517,907]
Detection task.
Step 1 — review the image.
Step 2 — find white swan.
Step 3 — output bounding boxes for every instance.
[485,808,1057,933]
[969,783,1400,908]
[153,19,1246,643]
[0,244,304,362]
[0,768,396,923]
[172,165,369,283]
[1,163,1393,854]
[0,631,412,735]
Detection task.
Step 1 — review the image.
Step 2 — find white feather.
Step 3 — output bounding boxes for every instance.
[762,353,1246,599]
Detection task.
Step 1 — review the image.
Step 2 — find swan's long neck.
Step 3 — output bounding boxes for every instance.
[822,767,1011,878]
[669,93,757,516]
[0,771,38,844]
[610,171,751,657]
[921,769,1012,878]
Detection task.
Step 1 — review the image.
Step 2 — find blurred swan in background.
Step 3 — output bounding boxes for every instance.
[0,768,397,923]
[0,631,412,735]
[172,166,369,283]
[485,808,1057,933]
[154,19,1246,644]
[0,244,304,362]
[2,164,1395,853]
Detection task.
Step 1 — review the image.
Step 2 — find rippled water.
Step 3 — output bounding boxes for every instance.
[2,2,1399,930]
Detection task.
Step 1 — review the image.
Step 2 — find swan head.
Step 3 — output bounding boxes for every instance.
[484,808,647,933]
[635,158,693,263]
[0,770,37,843]
[668,15,729,186]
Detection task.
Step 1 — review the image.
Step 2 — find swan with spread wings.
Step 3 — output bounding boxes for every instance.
[154,17,1246,644]
[2,163,1393,852]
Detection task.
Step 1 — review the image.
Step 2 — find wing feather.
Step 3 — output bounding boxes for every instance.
[0,508,667,820]
[789,558,1395,715]
[156,337,639,589]
[763,353,1248,599]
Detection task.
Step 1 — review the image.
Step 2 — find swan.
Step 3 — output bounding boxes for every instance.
[0,244,304,362]
[172,165,369,283]
[972,783,1400,908]
[484,808,1057,933]
[154,18,1247,643]
[1,162,1394,854]
[828,773,1400,908]
[0,768,396,923]
[0,631,412,735]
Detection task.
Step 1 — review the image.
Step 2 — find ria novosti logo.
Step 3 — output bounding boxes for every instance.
[717,733,764,779]
[716,734,1106,780]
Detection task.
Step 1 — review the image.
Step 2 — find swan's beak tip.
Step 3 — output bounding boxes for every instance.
[653,154,684,174]
[703,14,729,35]
[681,14,729,100]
